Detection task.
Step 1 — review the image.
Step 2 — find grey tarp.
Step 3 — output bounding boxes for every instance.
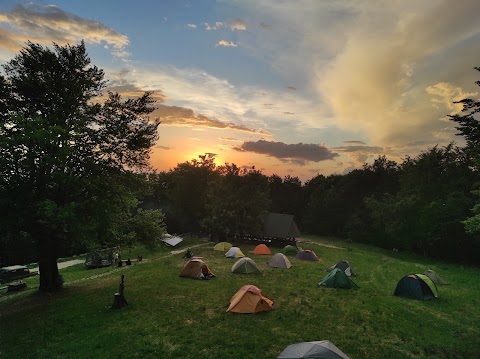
[277,341,351,359]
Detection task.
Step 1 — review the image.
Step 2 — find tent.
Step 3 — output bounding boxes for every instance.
[423,270,448,285]
[318,268,358,289]
[283,245,299,256]
[226,284,273,314]
[295,249,320,262]
[179,259,215,279]
[254,244,272,255]
[225,247,245,258]
[394,274,438,300]
[263,213,301,239]
[231,257,262,274]
[267,253,292,269]
[277,340,351,359]
[326,260,356,277]
[213,242,232,251]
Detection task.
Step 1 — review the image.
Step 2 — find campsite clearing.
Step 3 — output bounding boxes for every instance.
[0,235,479,359]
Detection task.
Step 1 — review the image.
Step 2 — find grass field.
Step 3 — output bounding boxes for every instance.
[1,235,479,359]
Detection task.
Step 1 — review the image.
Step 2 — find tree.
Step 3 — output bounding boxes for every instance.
[203,164,270,241]
[0,42,160,291]
[449,67,480,150]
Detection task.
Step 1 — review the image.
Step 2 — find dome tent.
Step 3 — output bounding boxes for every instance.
[231,257,262,274]
[226,285,273,314]
[318,268,358,289]
[423,269,448,285]
[394,274,438,300]
[282,245,298,256]
[295,249,320,262]
[225,247,245,258]
[326,260,356,277]
[267,253,292,269]
[179,259,215,279]
[253,243,272,255]
[213,242,232,251]
[277,340,351,359]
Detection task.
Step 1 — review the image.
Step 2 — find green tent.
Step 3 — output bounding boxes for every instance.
[423,270,448,285]
[394,274,438,300]
[318,268,358,289]
[282,245,298,256]
[326,260,356,277]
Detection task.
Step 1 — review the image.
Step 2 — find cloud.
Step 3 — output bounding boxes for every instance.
[203,22,223,31]
[332,145,385,164]
[219,137,243,142]
[426,82,478,116]
[216,40,237,47]
[287,86,297,90]
[202,20,245,31]
[236,140,338,164]
[155,104,271,135]
[283,111,294,115]
[344,140,366,145]
[314,1,480,145]
[156,145,171,150]
[0,4,129,58]
[229,19,246,31]
[187,24,197,28]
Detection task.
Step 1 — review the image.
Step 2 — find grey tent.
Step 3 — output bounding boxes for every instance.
[267,253,292,269]
[231,257,262,274]
[263,213,301,239]
[423,269,448,285]
[277,340,351,359]
[326,260,356,277]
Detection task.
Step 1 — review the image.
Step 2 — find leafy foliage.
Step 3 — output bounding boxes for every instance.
[0,42,162,291]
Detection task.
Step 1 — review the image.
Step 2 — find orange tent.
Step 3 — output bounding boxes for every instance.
[226,285,274,314]
[253,244,272,255]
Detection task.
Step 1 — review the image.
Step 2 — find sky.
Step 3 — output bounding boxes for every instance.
[1,0,480,181]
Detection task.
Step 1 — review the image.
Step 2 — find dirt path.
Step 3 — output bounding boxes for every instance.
[30,259,84,273]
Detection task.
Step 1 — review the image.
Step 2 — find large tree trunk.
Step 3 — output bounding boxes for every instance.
[38,235,62,292]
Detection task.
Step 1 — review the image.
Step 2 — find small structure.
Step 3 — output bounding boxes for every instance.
[161,235,183,247]
[0,265,37,284]
[112,275,128,309]
[213,242,233,251]
[180,259,215,279]
[394,274,438,300]
[231,257,262,274]
[295,249,320,262]
[85,247,118,268]
[423,270,448,285]
[226,285,273,314]
[318,268,358,289]
[225,247,245,258]
[327,260,356,277]
[277,340,351,359]
[282,245,298,256]
[253,244,272,255]
[267,253,292,269]
[262,213,301,246]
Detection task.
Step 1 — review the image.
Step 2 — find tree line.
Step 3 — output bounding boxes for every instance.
[1,42,479,292]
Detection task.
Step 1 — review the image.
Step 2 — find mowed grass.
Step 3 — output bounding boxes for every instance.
[1,236,480,359]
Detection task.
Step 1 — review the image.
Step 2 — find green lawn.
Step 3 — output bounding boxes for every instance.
[1,235,479,359]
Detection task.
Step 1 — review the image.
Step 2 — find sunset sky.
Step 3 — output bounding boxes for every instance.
[1,0,480,181]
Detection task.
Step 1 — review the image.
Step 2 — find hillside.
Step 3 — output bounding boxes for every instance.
[1,236,479,359]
